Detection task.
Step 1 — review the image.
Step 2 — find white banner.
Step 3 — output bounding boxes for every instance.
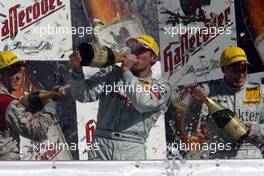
[158,0,237,87]
[0,0,73,160]
[0,0,72,61]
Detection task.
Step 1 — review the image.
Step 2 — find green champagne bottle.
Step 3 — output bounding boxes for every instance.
[204,97,248,142]
[78,43,124,68]
[21,90,57,113]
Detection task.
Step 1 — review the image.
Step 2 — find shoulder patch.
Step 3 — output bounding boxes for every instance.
[243,85,260,104]
[150,84,167,100]
[140,81,153,89]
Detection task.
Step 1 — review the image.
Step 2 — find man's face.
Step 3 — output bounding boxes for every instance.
[222,62,248,88]
[1,66,23,91]
[130,50,155,72]
[127,40,156,73]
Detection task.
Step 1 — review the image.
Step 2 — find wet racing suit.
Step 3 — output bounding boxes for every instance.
[69,65,171,160]
[197,79,264,159]
[0,83,58,160]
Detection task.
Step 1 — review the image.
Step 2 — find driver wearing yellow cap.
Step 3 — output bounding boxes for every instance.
[190,46,264,159]
[69,34,171,160]
[0,51,62,160]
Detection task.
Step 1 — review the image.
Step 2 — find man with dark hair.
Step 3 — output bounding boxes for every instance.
[69,34,171,160]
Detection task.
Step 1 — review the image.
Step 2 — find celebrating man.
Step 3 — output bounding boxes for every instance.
[69,34,171,160]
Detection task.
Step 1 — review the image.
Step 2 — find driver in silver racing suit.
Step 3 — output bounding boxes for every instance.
[191,46,264,159]
[69,34,171,160]
[0,51,62,160]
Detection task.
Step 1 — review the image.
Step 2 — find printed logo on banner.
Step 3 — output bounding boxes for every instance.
[86,120,96,144]
[1,0,65,41]
[159,0,237,86]
[163,6,232,75]
[9,41,53,55]
[0,0,72,60]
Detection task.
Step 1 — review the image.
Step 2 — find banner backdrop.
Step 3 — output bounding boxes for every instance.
[0,0,72,60]
[1,0,264,162]
[158,0,237,87]
[0,0,76,160]
[0,0,166,161]
[159,0,264,160]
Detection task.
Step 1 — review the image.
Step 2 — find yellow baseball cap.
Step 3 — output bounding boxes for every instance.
[220,46,249,67]
[126,34,160,56]
[0,51,22,70]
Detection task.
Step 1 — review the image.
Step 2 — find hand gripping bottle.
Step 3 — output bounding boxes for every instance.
[204,97,248,143]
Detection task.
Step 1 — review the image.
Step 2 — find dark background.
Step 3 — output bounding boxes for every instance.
[235,0,264,73]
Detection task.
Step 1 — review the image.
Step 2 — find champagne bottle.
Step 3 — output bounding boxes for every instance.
[78,43,124,68]
[204,97,248,142]
[21,90,58,113]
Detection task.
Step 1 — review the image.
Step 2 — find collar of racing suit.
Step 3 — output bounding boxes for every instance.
[222,79,245,94]
[0,82,10,95]
[134,71,153,82]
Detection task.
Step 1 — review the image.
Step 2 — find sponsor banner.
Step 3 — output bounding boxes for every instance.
[160,0,264,160]
[75,67,99,160]
[0,0,75,161]
[0,0,77,159]
[158,0,237,87]
[0,0,72,61]
[2,0,262,163]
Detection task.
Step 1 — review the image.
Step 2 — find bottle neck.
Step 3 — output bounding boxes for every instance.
[204,97,225,114]
[113,51,125,63]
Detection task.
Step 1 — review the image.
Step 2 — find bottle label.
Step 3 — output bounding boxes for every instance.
[222,116,248,141]
[90,44,109,67]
